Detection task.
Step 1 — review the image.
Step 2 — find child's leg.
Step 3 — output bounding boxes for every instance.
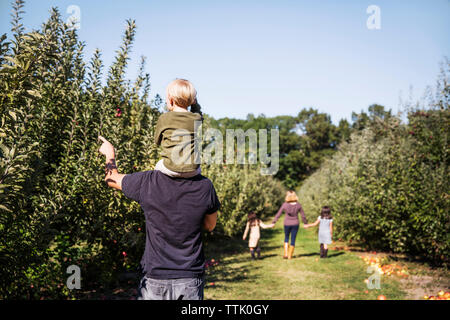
[320,243,324,258]
[177,166,201,178]
[324,244,328,258]
[250,247,255,259]
[256,246,261,259]
[155,159,200,178]
[155,159,175,176]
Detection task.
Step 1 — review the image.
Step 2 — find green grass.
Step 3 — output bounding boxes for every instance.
[78,221,448,300]
[204,223,406,300]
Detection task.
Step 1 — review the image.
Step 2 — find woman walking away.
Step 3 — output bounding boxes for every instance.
[243,212,273,260]
[304,206,333,258]
[272,191,308,259]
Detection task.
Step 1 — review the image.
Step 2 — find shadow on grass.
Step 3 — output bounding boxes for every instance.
[296,252,320,257]
[257,253,278,260]
[327,252,345,258]
[204,254,263,292]
[202,228,285,289]
[204,232,248,256]
[259,245,283,252]
[295,251,345,259]
[205,263,260,286]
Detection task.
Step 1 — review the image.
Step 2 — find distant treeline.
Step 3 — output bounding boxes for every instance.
[209,104,393,189]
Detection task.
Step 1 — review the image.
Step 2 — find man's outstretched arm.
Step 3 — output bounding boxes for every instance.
[98,136,125,190]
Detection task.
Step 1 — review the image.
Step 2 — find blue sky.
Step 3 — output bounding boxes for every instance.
[1,0,449,123]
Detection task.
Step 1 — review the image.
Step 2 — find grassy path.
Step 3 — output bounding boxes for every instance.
[204,223,407,300]
[82,221,448,300]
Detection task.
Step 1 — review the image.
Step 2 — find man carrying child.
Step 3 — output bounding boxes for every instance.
[98,79,220,300]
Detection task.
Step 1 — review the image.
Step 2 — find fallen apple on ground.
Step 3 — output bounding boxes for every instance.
[423,291,450,300]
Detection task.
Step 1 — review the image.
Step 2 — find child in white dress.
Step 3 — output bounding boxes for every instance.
[243,212,273,260]
[304,206,333,258]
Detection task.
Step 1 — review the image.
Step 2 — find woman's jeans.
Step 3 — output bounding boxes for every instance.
[137,275,205,300]
[284,225,299,246]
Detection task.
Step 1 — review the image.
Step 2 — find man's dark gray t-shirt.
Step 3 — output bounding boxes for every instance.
[122,170,220,279]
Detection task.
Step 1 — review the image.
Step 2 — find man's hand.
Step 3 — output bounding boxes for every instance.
[98,136,115,158]
[98,136,124,190]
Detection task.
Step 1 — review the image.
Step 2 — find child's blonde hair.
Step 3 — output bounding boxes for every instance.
[285,190,298,203]
[166,78,197,109]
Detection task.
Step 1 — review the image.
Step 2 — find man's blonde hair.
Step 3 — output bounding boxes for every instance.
[166,78,197,108]
[285,190,298,203]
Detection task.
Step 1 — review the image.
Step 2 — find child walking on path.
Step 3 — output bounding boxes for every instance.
[243,212,273,260]
[304,206,333,258]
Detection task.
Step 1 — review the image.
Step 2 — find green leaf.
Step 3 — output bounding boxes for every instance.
[8,110,17,121]
[0,204,11,212]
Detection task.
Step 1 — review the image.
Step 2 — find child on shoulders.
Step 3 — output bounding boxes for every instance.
[154,78,203,178]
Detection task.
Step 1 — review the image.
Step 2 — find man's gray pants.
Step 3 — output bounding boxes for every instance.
[137,276,205,300]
